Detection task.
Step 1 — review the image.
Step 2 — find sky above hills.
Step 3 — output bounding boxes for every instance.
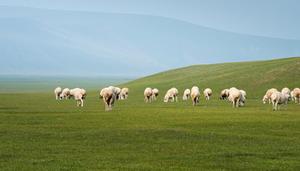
[0,1,299,76]
[2,0,300,40]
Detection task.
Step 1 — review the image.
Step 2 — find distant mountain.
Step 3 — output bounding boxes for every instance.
[1,6,300,76]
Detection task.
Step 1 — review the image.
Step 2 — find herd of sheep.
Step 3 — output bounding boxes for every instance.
[54,87,87,107]
[54,86,300,111]
[262,87,300,110]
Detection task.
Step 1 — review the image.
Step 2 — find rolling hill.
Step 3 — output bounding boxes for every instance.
[1,6,300,76]
[121,57,300,98]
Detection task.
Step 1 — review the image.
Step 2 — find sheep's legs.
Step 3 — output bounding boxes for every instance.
[274,102,278,111]
[80,99,84,107]
[236,99,240,107]
[104,99,109,111]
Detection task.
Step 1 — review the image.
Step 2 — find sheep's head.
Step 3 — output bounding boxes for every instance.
[164,95,169,102]
[59,93,65,100]
[262,95,268,104]
[219,93,227,100]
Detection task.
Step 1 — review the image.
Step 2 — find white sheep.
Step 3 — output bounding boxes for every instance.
[54,87,62,100]
[164,88,178,102]
[152,88,159,101]
[203,88,212,100]
[182,89,191,101]
[191,86,200,106]
[228,87,241,108]
[70,88,86,107]
[291,88,300,103]
[281,87,291,100]
[119,87,129,100]
[262,88,278,104]
[108,86,121,100]
[100,87,115,111]
[144,87,153,103]
[220,89,229,100]
[239,89,247,106]
[271,91,289,111]
[60,88,70,99]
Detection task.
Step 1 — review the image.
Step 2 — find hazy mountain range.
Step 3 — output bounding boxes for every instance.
[1,6,300,76]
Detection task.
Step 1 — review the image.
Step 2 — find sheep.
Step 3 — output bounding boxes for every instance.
[69,88,86,107]
[182,89,191,101]
[81,88,87,99]
[60,88,70,99]
[164,87,178,102]
[262,88,278,104]
[291,90,295,102]
[291,88,300,103]
[239,90,247,106]
[203,88,212,100]
[281,87,291,101]
[220,89,229,100]
[107,86,121,100]
[54,87,62,100]
[271,91,289,111]
[191,86,200,106]
[228,87,241,108]
[119,87,129,100]
[152,88,159,101]
[100,87,115,111]
[144,87,153,103]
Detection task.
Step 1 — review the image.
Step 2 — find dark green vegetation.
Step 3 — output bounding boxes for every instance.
[0,58,300,170]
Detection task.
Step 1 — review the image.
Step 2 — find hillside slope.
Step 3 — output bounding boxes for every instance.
[121,57,300,98]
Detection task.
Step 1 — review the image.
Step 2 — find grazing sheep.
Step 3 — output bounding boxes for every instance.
[228,87,241,108]
[182,89,191,101]
[291,88,300,103]
[108,86,121,100]
[271,91,289,111]
[152,88,159,101]
[239,90,247,106]
[54,87,62,100]
[281,87,291,100]
[164,88,178,102]
[291,90,295,102]
[203,88,213,100]
[100,87,115,111]
[262,88,278,104]
[70,88,86,107]
[144,87,153,103]
[81,88,87,99]
[220,89,229,100]
[60,88,70,99]
[191,86,200,106]
[120,87,129,100]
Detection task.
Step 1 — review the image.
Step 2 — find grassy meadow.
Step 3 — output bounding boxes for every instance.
[0,57,300,170]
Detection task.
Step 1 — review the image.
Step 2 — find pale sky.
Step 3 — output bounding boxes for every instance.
[1,0,299,40]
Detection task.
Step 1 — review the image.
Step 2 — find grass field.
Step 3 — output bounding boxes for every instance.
[0,58,300,170]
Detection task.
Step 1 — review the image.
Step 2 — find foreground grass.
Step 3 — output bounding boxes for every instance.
[0,92,299,170]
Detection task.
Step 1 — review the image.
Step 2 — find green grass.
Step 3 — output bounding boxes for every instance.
[0,57,300,170]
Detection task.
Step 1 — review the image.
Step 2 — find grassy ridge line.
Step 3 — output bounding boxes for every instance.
[120,57,300,99]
